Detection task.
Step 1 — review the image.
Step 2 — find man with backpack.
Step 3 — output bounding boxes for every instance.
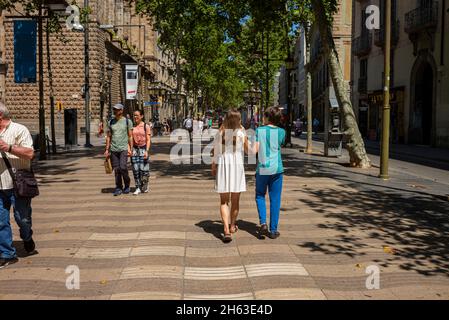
[104,104,133,196]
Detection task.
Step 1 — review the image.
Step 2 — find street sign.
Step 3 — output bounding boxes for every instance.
[125,64,138,100]
[56,101,63,113]
[144,101,160,107]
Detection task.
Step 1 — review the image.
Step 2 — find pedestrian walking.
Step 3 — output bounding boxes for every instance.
[211,110,250,243]
[253,107,286,240]
[183,116,193,142]
[0,102,36,269]
[104,104,133,197]
[313,118,320,134]
[198,117,204,133]
[131,110,151,195]
[208,117,213,129]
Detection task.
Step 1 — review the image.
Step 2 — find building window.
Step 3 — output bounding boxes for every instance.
[360,59,368,78]
[14,20,37,83]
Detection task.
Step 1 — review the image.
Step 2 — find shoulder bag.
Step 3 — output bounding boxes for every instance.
[1,152,39,198]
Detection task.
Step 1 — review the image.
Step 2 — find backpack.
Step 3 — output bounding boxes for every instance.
[109,117,130,134]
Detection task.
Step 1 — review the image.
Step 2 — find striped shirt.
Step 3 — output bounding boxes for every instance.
[0,121,33,190]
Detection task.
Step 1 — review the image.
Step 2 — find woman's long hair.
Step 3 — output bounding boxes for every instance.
[220,109,242,151]
[222,109,241,131]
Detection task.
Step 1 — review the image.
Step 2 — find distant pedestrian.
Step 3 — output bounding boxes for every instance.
[183,116,193,142]
[198,117,204,133]
[253,107,286,240]
[171,116,176,131]
[208,117,213,129]
[0,102,36,269]
[104,103,133,197]
[313,118,320,133]
[131,110,151,195]
[212,110,250,243]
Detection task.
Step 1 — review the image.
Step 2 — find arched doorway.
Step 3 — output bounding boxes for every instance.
[409,52,436,145]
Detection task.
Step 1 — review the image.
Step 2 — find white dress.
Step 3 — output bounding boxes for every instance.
[214,128,247,193]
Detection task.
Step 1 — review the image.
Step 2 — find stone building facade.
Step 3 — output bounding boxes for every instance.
[309,0,353,152]
[0,12,6,103]
[351,0,449,148]
[1,0,180,144]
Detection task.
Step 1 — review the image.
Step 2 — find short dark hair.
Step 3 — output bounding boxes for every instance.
[264,106,282,125]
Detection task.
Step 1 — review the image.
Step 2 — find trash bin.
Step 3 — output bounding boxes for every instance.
[327,130,343,157]
[64,108,78,146]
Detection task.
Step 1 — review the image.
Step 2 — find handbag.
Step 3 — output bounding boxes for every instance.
[104,158,112,174]
[1,152,39,198]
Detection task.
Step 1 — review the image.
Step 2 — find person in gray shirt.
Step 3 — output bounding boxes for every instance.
[104,104,133,196]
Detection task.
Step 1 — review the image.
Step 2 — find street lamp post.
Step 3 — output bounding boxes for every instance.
[380,0,392,180]
[244,89,262,129]
[83,0,93,148]
[38,0,46,160]
[285,57,295,148]
[106,63,113,121]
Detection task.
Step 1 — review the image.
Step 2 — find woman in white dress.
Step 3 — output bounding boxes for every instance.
[212,110,250,243]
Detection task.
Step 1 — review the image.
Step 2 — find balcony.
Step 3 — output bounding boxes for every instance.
[405,1,438,35]
[374,20,400,48]
[358,77,367,94]
[352,33,372,57]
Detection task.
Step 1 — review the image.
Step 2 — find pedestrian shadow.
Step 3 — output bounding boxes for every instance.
[234,220,261,239]
[101,188,116,194]
[196,220,224,240]
[196,219,261,240]
[12,241,39,258]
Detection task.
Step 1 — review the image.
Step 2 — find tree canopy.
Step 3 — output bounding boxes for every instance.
[132,0,340,112]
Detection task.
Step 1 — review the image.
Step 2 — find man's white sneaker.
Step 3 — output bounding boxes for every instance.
[133,188,141,195]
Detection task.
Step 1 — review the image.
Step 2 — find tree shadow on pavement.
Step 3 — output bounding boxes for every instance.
[297,188,449,277]
[282,150,449,277]
[284,154,449,277]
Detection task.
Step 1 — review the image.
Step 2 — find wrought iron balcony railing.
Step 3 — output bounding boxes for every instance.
[352,32,372,57]
[374,20,400,48]
[405,1,438,34]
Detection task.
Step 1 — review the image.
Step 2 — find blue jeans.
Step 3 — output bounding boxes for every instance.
[131,147,150,190]
[0,190,33,259]
[255,173,283,232]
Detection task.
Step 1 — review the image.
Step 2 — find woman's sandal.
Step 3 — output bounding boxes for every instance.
[223,234,233,243]
[230,225,239,234]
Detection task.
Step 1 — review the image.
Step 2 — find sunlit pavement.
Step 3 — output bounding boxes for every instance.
[0,135,448,300]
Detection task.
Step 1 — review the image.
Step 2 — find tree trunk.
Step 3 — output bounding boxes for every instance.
[305,28,313,154]
[311,0,371,168]
[46,21,56,154]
